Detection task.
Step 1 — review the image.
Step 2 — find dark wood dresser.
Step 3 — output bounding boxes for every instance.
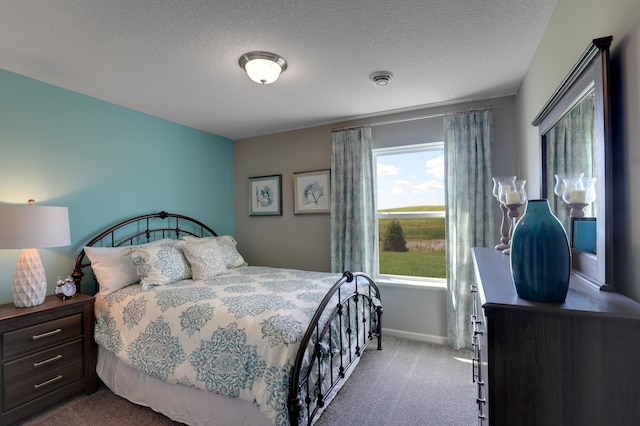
[471,247,640,426]
[0,294,96,425]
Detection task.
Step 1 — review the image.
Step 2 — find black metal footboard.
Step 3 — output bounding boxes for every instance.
[288,271,383,426]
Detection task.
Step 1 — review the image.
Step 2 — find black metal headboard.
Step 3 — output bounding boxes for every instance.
[73,211,217,293]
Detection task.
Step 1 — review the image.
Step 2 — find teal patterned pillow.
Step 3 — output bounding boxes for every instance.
[180,235,247,268]
[182,239,228,280]
[128,243,192,290]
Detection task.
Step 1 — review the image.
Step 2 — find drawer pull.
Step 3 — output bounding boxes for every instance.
[32,328,62,341]
[33,354,63,368]
[33,374,63,390]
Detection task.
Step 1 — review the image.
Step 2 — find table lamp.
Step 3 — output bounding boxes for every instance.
[0,200,71,307]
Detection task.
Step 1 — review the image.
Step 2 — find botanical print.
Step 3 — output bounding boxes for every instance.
[303,180,324,206]
[293,170,331,214]
[256,184,274,207]
[249,175,282,216]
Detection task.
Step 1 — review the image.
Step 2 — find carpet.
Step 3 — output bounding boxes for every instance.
[15,336,476,425]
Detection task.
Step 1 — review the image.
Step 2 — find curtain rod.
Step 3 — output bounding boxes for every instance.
[331,106,493,132]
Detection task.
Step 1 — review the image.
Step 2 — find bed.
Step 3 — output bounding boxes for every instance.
[72,211,383,425]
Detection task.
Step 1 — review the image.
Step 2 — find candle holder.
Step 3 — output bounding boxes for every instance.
[499,179,527,255]
[492,176,516,251]
[554,173,583,228]
[562,176,596,218]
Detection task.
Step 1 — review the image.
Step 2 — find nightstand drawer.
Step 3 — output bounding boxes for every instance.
[3,314,82,359]
[3,340,83,411]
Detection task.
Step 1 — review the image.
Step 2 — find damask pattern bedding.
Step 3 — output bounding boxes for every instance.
[94,265,378,425]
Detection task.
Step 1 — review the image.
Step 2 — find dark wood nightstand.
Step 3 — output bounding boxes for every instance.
[0,294,96,425]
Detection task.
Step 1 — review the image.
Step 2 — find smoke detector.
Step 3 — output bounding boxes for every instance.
[369,71,393,86]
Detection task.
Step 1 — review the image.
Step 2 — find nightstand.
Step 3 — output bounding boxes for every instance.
[0,294,96,425]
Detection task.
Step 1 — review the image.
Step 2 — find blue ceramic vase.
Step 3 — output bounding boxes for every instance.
[510,199,571,303]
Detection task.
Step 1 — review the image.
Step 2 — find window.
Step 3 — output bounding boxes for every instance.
[373,142,446,284]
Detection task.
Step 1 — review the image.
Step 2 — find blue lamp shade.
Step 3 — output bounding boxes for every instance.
[0,204,71,307]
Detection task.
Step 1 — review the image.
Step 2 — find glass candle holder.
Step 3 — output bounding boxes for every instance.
[498,179,527,255]
[563,176,596,217]
[492,176,516,200]
[554,173,584,197]
[499,179,527,206]
[492,176,516,251]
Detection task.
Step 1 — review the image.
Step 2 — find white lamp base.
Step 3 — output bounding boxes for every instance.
[12,248,47,308]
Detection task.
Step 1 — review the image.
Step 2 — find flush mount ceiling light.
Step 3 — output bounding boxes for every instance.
[239,51,287,85]
[370,71,393,86]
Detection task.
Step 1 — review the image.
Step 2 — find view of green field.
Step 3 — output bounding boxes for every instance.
[378,206,446,278]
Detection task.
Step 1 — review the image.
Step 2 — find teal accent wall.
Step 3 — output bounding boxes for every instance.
[0,69,234,302]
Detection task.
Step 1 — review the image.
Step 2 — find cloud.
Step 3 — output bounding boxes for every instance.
[425,155,445,179]
[377,163,400,176]
[412,180,445,193]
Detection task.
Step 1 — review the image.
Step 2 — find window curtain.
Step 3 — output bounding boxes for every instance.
[330,126,376,274]
[444,109,495,349]
[545,94,595,226]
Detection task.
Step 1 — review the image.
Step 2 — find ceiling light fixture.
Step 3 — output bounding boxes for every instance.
[370,71,393,87]
[239,51,287,85]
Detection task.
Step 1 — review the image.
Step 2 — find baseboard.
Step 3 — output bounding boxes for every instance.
[381,327,448,345]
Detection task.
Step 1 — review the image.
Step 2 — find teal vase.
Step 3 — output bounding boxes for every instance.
[510,199,571,303]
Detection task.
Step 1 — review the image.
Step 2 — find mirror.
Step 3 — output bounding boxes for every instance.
[532,36,613,290]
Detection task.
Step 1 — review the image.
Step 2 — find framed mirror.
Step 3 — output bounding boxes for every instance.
[532,36,613,290]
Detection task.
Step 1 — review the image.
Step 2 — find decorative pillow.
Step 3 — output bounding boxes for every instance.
[180,235,247,268]
[84,238,174,298]
[84,246,138,297]
[181,239,228,280]
[128,242,192,290]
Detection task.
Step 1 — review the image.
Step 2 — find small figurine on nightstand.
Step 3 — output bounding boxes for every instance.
[55,275,76,300]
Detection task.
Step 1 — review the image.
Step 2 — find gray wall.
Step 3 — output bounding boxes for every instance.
[517,0,640,301]
[235,95,517,343]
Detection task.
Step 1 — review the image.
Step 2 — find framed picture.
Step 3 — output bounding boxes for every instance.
[249,174,282,216]
[293,169,331,214]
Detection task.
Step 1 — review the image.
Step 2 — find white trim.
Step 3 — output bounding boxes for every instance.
[382,328,448,345]
[376,277,446,290]
[374,141,444,155]
[377,211,444,219]
[373,142,447,282]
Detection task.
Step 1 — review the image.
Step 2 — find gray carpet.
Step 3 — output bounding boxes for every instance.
[15,336,476,425]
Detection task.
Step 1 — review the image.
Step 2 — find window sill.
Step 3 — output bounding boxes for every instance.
[375,276,447,290]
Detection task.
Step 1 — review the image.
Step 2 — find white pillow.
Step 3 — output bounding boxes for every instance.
[181,239,228,280]
[84,246,138,297]
[128,243,192,290]
[180,235,247,268]
[84,239,174,297]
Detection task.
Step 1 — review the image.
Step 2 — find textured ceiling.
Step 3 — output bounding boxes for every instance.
[0,0,558,140]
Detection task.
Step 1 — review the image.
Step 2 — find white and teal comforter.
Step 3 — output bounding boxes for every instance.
[94,266,370,425]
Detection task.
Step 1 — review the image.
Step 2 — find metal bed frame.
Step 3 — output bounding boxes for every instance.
[73,211,383,425]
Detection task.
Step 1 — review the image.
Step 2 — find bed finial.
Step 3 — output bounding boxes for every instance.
[71,267,83,293]
[342,271,354,282]
[159,211,169,219]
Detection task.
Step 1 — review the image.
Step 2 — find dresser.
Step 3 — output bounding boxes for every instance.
[0,294,96,425]
[471,247,640,426]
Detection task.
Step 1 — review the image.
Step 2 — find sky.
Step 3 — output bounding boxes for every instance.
[376,149,445,209]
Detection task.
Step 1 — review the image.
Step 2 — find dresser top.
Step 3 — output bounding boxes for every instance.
[472,247,640,320]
